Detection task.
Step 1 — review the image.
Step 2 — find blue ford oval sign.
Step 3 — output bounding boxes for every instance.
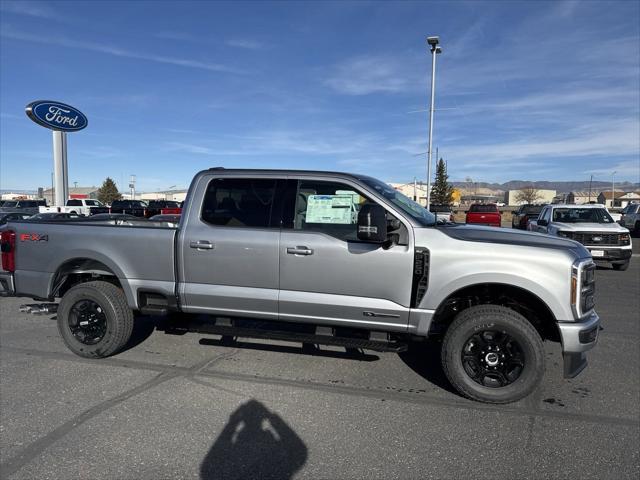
[25,100,88,132]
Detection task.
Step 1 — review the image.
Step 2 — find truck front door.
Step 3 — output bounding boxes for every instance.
[179,176,281,319]
[278,178,413,331]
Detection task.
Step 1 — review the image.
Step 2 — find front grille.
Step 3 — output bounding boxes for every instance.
[564,232,623,246]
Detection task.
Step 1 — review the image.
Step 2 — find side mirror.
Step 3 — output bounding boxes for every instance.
[357,204,388,243]
[537,219,548,226]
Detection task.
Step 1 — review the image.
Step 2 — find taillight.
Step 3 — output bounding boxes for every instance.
[1,230,16,272]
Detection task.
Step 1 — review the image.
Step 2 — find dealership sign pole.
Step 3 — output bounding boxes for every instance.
[25,101,88,206]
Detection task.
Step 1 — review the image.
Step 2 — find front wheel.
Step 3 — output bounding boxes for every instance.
[57,280,134,358]
[441,305,544,403]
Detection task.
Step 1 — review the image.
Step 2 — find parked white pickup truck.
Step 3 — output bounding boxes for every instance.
[39,199,109,217]
[528,204,632,270]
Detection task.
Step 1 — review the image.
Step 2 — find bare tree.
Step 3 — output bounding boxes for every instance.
[514,186,543,204]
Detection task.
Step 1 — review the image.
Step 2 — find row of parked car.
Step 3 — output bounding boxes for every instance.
[0,198,183,218]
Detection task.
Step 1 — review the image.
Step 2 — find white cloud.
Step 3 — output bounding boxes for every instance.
[225,38,265,50]
[1,26,245,74]
[324,55,419,95]
[0,1,59,20]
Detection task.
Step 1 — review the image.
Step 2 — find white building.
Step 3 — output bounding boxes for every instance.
[504,189,556,206]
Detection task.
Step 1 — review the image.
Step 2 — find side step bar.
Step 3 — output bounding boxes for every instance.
[161,319,408,353]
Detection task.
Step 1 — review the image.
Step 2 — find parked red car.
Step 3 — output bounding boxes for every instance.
[465,203,501,227]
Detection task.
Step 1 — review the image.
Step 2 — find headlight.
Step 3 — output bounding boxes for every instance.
[619,233,631,245]
[571,260,596,319]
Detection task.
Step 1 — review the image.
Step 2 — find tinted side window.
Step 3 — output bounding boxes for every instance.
[293,180,369,241]
[202,178,276,228]
[67,199,82,206]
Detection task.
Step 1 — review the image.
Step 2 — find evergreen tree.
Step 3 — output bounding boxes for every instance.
[97,177,122,205]
[431,158,454,205]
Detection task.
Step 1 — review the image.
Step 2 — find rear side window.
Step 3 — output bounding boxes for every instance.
[202,178,276,228]
[67,199,82,206]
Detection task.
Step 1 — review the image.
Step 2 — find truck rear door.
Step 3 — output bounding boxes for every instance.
[178,175,280,319]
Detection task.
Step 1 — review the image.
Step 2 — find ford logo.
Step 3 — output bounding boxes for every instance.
[592,236,602,242]
[25,100,88,132]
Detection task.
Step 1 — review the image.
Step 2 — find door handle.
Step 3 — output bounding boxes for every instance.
[190,240,214,250]
[286,246,314,256]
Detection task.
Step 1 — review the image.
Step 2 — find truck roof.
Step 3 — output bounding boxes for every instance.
[202,167,367,179]
[550,204,608,209]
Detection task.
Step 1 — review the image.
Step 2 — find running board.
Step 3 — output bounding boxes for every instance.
[19,303,59,315]
[162,320,408,353]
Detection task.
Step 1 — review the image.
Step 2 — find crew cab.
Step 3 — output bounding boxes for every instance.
[39,198,109,216]
[0,168,601,404]
[528,204,632,270]
[465,203,501,227]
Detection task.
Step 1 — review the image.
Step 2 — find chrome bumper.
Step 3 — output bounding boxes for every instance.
[557,310,600,378]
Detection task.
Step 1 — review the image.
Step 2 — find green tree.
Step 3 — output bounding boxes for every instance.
[97,177,122,205]
[431,158,454,205]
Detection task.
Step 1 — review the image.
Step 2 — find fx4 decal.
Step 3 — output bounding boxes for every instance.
[20,233,49,242]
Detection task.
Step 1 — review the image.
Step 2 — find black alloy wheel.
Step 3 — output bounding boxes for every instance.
[461,330,524,388]
[68,299,108,345]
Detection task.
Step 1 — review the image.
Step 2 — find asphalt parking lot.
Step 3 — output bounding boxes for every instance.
[1,246,639,479]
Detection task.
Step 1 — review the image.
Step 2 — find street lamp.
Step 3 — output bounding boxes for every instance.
[426,36,442,210]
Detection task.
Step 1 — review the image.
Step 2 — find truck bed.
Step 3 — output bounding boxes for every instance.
[6,220,178,303]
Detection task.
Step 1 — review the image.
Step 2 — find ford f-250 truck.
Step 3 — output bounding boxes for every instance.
[0,168,600,403]
[528,204,632,271]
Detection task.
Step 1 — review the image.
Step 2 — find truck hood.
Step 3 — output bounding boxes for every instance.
[434,224,588,256]
[551,222,628,233]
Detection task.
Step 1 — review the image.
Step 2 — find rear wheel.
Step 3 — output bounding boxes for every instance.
[441,305,544,403]
[57,280,134,358]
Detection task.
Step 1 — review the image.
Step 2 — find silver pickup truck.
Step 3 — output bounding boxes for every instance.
[0,168,600,403]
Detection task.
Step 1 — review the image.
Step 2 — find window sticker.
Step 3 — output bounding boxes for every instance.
[306,194,356,224]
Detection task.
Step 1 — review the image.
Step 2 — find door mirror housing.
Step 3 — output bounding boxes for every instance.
[537,219,548,226]
[357,203,388,243]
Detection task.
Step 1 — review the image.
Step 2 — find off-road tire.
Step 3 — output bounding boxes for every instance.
[441,305,545,404]
[57,280,134,358]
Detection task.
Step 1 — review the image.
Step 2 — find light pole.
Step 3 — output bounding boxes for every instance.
[611,171,616,208]
[426,36,442,210]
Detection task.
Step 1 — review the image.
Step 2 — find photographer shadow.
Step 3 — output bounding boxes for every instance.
[200,399,307,480]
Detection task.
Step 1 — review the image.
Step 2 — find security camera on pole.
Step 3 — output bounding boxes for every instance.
[425,36,442,211]
[25,101,88,208]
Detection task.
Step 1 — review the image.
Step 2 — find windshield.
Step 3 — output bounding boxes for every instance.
[552,208,614,223]
[359,176,435,226]
[2,201,18,208]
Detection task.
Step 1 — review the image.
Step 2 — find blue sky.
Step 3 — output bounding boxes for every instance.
[1,0,639,193]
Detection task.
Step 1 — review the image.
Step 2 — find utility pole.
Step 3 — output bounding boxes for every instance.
[425,36,442,210]
[413,177,417,202]
[588,175,593,202]
[611,171,616,208]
